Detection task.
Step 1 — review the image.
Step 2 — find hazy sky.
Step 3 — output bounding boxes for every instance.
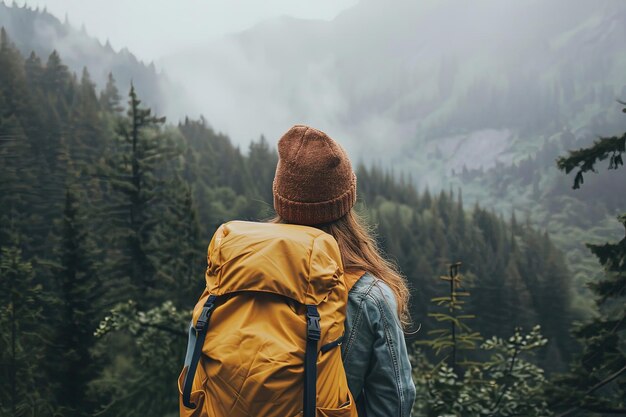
[13,0,358,62]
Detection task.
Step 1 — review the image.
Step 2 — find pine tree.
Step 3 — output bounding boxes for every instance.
[0,115,39,247]
[65,67,104,173]
[247,134,278,208]
[549,215,625,415]
[0,233,55,416]
[0,29,32,123]
[99,85,177,306]
[24,51,44,97]
[417,263,482,375]
[43,50,71,97]
[556,101,625,189]
[501,256,534,328]
[151,179,205,306]
[99,72,123,114]
[51,189,101,415]
[550,102,626,415]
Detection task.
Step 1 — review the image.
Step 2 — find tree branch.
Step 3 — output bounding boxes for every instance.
[581,405,626,414]
[484,342,521,416]
[139,322,187,337]
[554,364,626,417]
[586,364,626,396]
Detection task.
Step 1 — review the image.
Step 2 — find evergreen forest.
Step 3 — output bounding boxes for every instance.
[0,20,624,417]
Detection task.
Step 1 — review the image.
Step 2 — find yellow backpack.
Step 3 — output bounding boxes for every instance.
[178,221,358,417]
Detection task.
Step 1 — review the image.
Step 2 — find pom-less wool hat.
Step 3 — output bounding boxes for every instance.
[273,125,357,225]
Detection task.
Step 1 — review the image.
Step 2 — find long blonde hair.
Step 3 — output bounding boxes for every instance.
[270,209,411,328]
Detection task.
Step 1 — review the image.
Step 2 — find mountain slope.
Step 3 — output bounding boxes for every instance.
[161,0,626,162]
[0,2,175,112]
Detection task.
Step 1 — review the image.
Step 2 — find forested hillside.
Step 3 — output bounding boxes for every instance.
[450,125,626,313]
[0,32,588,415]
[0,2,173,110]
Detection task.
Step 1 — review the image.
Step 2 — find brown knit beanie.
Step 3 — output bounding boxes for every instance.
[273,125,357,225]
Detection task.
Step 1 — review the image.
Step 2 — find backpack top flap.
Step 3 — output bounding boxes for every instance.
[206,221,343,306]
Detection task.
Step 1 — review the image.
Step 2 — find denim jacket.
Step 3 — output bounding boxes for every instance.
[342,272,416,417]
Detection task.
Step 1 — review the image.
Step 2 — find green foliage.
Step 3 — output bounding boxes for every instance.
[152,179,206,305]
[368,186,575,370]
[547,110,626,416]
[49,189,102,415]
[415,263,482,373]
[0,35,204,414]
[0,239,58,416]
[99,72,123,114]
[414,328,550,417]
[413,263,551,417]
[91,301,190,417]
[557,101,625,189]
[247,134,278,208]
[99,84,182,305]
[548,214,625,416]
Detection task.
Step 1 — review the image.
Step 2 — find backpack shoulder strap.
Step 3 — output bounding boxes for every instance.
[344,269,366,293]
[303,304,321,417]
[181,294,219,409]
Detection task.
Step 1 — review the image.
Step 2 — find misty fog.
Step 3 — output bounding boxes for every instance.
[160,0,626,185]
[4,0,625,186]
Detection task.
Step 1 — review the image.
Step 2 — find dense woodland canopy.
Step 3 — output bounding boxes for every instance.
[0,29,623,417]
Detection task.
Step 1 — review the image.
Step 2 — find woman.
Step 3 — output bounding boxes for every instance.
[271,125,416,417]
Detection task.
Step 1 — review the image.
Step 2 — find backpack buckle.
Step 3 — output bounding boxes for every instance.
[306,305,321,341]
[195,295,217,332]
